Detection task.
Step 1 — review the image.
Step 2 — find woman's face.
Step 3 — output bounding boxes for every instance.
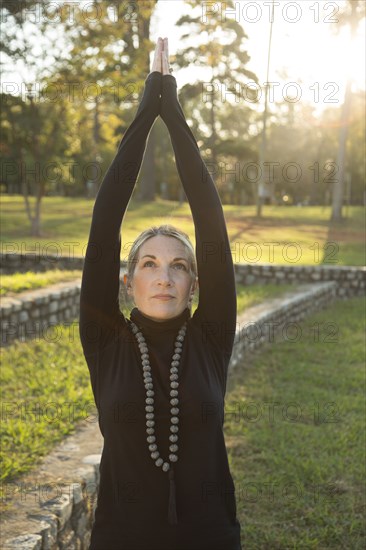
[124,235,198,322]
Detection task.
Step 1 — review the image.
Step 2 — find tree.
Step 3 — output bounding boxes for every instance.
[0,0,159,235]
[330,0,366,221]
[1,89,76,235]
[346,91,366,205]
[0,0,75,235]
[62,0,159,200]
[173,0,257,196]
[257,0,275,217]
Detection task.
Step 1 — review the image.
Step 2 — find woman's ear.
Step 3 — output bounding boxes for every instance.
[191,277,198,295]
[124,274,133,296]
[193,277,199,292]
[188,278,198,309]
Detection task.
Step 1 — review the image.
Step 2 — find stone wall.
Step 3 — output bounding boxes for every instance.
[1,281,81,347]
[230,281,337,369]
[1,253,365,299]
[1,425,102,550]
[1,254,364,347]
[2,481,95,550]
[234,263,365,298]
[0,253,85,274]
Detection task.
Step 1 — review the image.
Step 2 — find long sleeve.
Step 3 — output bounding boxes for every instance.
[160,75,237,358]
[79,72,161,356]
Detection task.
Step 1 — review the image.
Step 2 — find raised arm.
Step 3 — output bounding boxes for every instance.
[159,41,236,357]
[79,66,161,356]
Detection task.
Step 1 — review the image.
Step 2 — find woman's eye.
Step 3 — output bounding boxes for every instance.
[142,261,187,270]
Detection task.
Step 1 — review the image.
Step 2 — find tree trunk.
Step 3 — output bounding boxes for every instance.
[330,76,352,222]
[22,192,42,237]
[20,148,41,237]
[331,2,359,222]
[30,213,41,237]
[257,4,274,217]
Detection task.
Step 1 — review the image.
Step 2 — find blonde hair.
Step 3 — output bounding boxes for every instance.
[126,224,197,283]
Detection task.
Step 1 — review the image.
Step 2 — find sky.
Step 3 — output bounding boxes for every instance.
[2,0,365,113]
[151,0,365,110]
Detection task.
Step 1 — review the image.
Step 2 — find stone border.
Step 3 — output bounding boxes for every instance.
[1,281,342,549]
[1,280,81,347]
[0,253,85,275]
[234,263,365,298]
[230,281,337,370]
[1,252,365,295]
[1,257,365,347]
[1,420,103,550]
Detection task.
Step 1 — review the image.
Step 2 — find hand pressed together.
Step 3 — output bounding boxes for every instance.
[150,37,171,76]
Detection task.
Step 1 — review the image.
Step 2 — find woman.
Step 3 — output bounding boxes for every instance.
[79,37,242,550]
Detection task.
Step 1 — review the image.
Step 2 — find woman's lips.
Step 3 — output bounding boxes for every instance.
[152,295,175,300]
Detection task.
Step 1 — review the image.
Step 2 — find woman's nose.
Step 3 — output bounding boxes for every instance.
[156,267,173,285]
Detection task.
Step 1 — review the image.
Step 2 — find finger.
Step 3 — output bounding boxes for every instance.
[153,43,159,66]
[163,37,169,61]
[162,50,170,75]
[159,38,164,72]
[162,38,170,74]
[152,37,163,72]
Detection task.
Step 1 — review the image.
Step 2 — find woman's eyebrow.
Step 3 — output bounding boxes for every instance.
[140,255,188,262]
[172,257,189,262]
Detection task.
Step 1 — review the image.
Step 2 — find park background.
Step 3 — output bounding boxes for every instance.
[1,1,365,548]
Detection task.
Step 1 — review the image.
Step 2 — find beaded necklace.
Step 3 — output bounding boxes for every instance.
[128,318,188,525]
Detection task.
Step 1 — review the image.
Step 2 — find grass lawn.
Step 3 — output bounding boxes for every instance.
[226,296,365,548]
[0,324,93,493]
[1,196,364,265]
[0,270,82,296]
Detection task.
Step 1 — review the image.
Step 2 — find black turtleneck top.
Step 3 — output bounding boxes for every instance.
[79,72,241,550]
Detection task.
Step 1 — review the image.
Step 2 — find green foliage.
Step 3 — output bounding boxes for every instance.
[0,93,74,194]
[226,296,365,548]
[0,0,159,230]
[172,0,258,194]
